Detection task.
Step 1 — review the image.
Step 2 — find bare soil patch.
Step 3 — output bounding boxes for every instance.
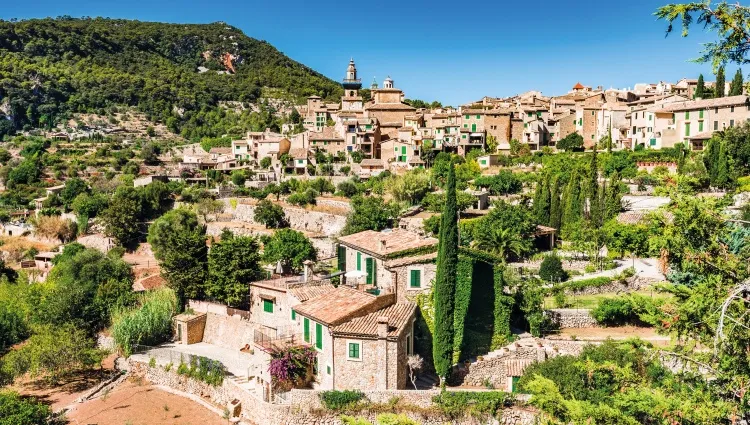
[65,378,230,425]
[551,326,671,346]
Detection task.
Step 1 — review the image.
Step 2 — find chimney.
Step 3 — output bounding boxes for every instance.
[377,316,389,338]
[303,260,315,282]
[379,239,387,252]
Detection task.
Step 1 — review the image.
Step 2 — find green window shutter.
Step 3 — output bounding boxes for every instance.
[699,121,704,132]
[365,257,374,285]
[401,146,406,155]
[481,160,486,165]
[327,365,331,374]
[291,309,296,320]
[348,342,360,358]
[337,245,346,271]
[476,115,480,119]
[410,270,421,288]
[304,318,310,343]
[263,299,274,313]
[465,115,469,119]
[315,323,323,350]
[685,111,689,119]
[472,124,476,132]
[356,252,361,271]
[685,123,691,136]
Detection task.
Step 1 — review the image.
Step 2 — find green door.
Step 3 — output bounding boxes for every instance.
[356,252,361,271]
[337,245,346,271]
[365,257,375,285]
[511,376,520,393]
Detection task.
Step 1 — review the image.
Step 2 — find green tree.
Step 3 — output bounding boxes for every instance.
[472,227,526,262]
[207,233,263,308]
[730,68,744,95]
[695,73,706,98]
[604,172,623,220]
[586,151,602,226]
[231,169,247,186]
[557,133,584,152]
[262,229,317,273]
[715,65,726,97]
[148,209,208,305]
[532,176,550,226]
[260,156,272,168]
[58,178,88,209]
[549,177,562,230]
[0,391,59,425]
[254,199,287,228]
[433,162,458,384]
[539,254,568,283]
[101,186,142,247]
[715,140,732,188]
[343,196,399,235]
[561,170,583,233]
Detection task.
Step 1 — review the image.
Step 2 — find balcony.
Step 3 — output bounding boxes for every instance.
[253,329,306,353]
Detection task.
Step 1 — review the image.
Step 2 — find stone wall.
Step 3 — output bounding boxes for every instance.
[563,276,657,297]
[546,309,598,328]
[130,358,537,425]
[220,199,348,236]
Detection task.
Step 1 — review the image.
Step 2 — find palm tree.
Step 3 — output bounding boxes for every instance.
[472,227,527,261]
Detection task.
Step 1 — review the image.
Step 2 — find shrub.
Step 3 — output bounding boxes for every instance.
[254,199,287,228]
[555,276,612,293]
[268,345,317,391]
[539,254,567,283]
[0,391,61,425]
[591,298,634,326]
[321,390,366,411]
[175,355,225,386]
[287,189,318,206]
[111,288,177,356]
[433,391,511,420]
[376,414,419,425]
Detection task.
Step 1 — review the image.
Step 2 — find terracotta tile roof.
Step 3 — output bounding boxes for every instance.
[331,302,416,339]
[660,95,750,112]
[384,252,437,268]
[338,229,438,258]
[289,148,309,159]
[309,126,344,141]
[293,286,394,326]
[688,130,716,140]
[288,283,336,302]
[573,82,585,89]
[360,158,384,167]
[209,147,232,155]
[365,103,417,111]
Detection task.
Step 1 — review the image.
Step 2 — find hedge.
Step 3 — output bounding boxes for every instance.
[433,391,512,419]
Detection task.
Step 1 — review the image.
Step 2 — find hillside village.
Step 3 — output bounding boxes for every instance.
[2,11,750,425]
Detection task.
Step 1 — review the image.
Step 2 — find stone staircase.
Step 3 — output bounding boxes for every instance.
[414,372,439,390]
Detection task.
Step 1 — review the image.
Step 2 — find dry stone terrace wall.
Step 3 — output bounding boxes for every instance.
[546,309,598,328]
[219,198,348,236]
[563,276,657,296]
[205,222,337,258]
[129,360,537,425]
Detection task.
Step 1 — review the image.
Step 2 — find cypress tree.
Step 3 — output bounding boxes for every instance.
[433,161,459,384]
[533,174,551,226]
[715,66,726,98]
[730,69,744,96]
[587,151,602,226]
[605,172,623,220]
[704,138,720,185]
[695,74,706,99]
[715,141,731,188]
[562,170,583,230]
[607,121,613,153]
[549,177,562,230]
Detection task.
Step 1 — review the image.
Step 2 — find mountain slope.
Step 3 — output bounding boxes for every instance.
[0,18,342,139]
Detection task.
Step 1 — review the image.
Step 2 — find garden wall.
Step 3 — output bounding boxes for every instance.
[221,199,348,236]
[128,359,537,425]
[562,276,657,296]
[546,309,598,328]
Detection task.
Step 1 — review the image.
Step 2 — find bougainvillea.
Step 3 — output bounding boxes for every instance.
[268,345,317,391]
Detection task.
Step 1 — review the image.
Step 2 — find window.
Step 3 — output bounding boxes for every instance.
[304,318,310,343]
[476,115,480,119]
[406,333,412,354]
[465,115,470,119]
[591,111,594,116]
[337,245,346,271]
[731,106,735,113]
[714,121,719,130]
[647,127,652,132]
[401,146,406,155]
[649,114,653,121]
[715,107,719,113]
[347,341,361,360]
[699,110,704,119]
[731,119,735,127]
[410,269,422,288]
[356,252,361,271]
[327,365,331,375]
[527,112,532,117]
[315,323,323,350]
[263,299,274,313]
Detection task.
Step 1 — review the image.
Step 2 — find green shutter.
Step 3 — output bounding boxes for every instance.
[315,323,323,350]
[263,299,274,313]
[685,111,689,119]
[471,124,476,132]
[401,146,406,155]
[291,309,296,320]
[304,318,310,342]
[356,252,361,271]
[699,121,704,132]
[410,270,421,288]
[348,342,360,358]
[337,245,346,271]
[685,123,691,136]
[365,257,374,285]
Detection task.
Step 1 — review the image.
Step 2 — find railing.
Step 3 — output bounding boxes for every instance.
[253,329,305,352]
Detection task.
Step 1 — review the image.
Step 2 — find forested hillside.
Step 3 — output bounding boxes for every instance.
[0,17,342,139]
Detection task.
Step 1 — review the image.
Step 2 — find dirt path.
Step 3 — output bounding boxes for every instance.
[64,378,231,425]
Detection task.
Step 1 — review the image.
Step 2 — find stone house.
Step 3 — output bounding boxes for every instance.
[484,109,513,148]
[381,139,420,169]
[291,287,416,390]
[364,77,416,126]
[308,126,346,155]
[657,95,750,150]
[173,312,207,345]
[231,139,250,161]
[336,229,438,302]
[287,148,310,174]
[477,154,500,168]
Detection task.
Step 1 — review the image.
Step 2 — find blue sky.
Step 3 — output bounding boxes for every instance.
[2,0,740,105]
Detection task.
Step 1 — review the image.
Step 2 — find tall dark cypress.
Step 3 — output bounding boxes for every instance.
[433,161,458,384]
[562,170,583,231]
[605,171,623,220]
[549,177,562,230]
[715,66,726,98]
[715,141,731,189]
[587,151,602,226]
[695,74,706,99]
[730,69,744,96]
[537,175,551,226]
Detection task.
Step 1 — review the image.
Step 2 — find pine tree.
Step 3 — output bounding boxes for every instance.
[433,161,458,384]
[587,151,602,226]
[715,66,726,98]
[695,74,706,99]
[730,69,744,96]
[549,177,562,230]
[715,141,731,188]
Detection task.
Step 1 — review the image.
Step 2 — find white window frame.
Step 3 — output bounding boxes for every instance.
[407,266,426,289]
[346,339,363,361]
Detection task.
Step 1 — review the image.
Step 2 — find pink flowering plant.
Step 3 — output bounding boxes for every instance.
[268,345,317,391]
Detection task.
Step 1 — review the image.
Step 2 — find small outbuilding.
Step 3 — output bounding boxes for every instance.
[173,312,207,345]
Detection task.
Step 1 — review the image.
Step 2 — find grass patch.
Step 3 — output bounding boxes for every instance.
[544,290,673,310]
